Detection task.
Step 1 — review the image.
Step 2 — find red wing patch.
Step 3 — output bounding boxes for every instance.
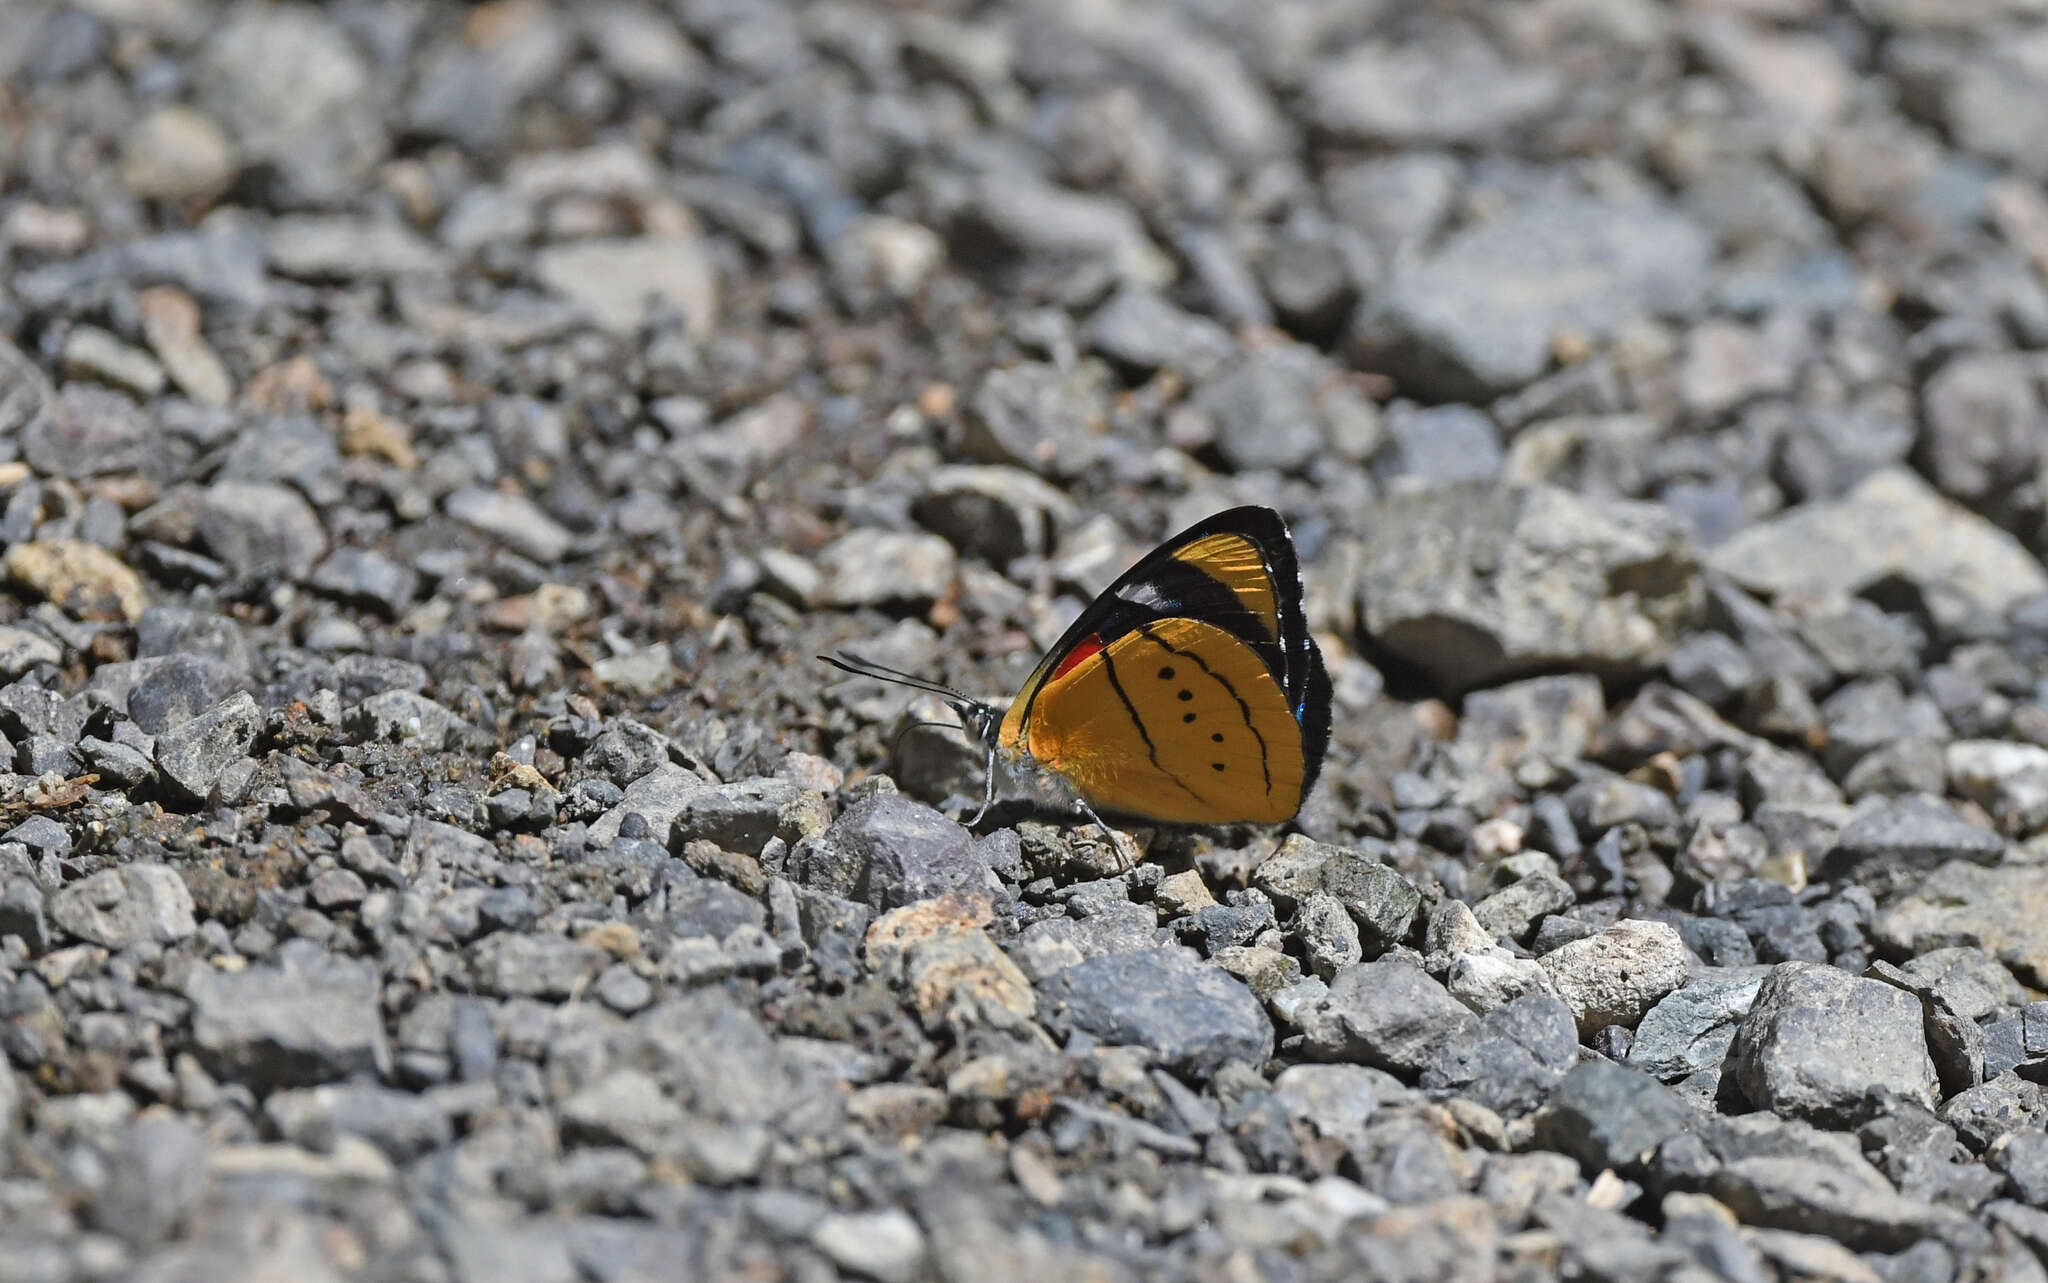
[1050,633,1105,681]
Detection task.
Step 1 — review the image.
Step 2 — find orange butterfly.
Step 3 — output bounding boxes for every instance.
[825,506,1331,862]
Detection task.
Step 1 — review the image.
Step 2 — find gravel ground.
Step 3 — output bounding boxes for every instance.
[5,0,2048,1279]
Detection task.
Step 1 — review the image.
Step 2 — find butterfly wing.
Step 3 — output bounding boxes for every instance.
[998,506,1331,823]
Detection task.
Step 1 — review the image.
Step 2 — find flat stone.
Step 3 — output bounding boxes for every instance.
[188,941,385,1088]
[1877,861,2048,988]
[1306,37,1561,145]
[1358,483,1699,694]
[1357,196,1712,400]
[1534,1061,1700,1175]
[817,530,957,610]
[471,932,607,999]
[1709,1156,1967,1251]
[1629,968,1771,1083]
[1709,468,2048,629]
[445,487,573,563]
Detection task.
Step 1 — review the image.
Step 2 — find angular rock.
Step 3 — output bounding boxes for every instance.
[1420,992,1578,1117]
[1629,968,1770,1084]
[154,690,261,802]
[1534,1061,1700,1175]
[1876,862,2048,988]
[1730,961,1940,1126]
[1296,955,1476,1073]
[49,866,195,949]
[1709,1156,1967,1251]
[791,795,998,911]
[1039,947,1271,1077]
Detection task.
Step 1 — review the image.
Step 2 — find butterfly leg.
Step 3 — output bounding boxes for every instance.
[1073,796,1136,873]
[963,743,997,827]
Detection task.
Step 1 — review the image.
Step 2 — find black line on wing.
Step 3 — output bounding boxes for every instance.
[1138,621,1274,797]
[1100,645,1205,805]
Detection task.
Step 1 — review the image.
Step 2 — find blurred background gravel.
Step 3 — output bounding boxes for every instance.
[6,0,2048,1279]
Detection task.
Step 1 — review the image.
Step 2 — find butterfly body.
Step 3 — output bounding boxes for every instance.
[826,505,1331,847]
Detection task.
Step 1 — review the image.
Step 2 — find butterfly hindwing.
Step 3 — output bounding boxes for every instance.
[998,506,1331,823]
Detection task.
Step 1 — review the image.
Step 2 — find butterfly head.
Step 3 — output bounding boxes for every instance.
[947,697,1001,747]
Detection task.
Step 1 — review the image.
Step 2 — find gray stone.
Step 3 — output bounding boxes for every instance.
[817,530,957,610]
[61,330,164,411]
[199,481,328,581]
[267,215,447,280]
[534,235,719,337]
[1992,1130,2048,1205]
[1307,37,1560,145]
[589,763,713,846]
[88,1116,208,1247]
[1708,1156,1967,1252]
[264,1083,454,1161]
[153,690,260,802]
[196,3,384,205]
[1828,792,2005,875]
[1379,403,1503,489]
[1472,872,1577,943]
[1295,892,1362,979]
[1251,835,1420,953]
[1041,946,1270,1077]
[1730,961,1940,1126]
[1420,992,1578,1118]
[1357,196,1712,400]
[127,654,249,736]
[1083,288,1233,378]
[1271,1063,1382,1148]
[1940,1075,2048,1152]
[810,1209,927,1283]
[471,932,607,999]
[1709,468,2047,631]
[791,795,998,911]
[1948,741,2048,835]
[672,777,811,852]
[189,941,385,1088]
[309,547,419,616]
[1629,968,1770,1083]
[1191,343,1338,474]
[348,690,471,751]
[1534,1061,1699,1175]
[1539,919,1691,1038]
[1868,959,1987,1096]
[0,626,60,681]
[1358,483,1699,694]
[49,865,195,949]
[1296,955,1476,1073]
[445,486,573,563]
[1876,861,2048,988]
[24,383,158,480]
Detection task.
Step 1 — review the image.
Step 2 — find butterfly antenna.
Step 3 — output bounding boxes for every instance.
[818,652,970,701]
[1073,796,1136,873]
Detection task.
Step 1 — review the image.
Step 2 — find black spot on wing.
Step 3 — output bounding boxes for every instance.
[1136,622,1272,797]
[1100,646,1205,806]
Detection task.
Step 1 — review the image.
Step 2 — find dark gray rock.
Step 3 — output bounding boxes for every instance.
[1708,1156,1968,1252]
[1251,835,1419,953]
[1534,1061,1700,1175]
[1868,959,1987,1096]
[1038,947,1270,1077]
[309,546,420,616]
[1829,792,2005,876]
[1629,967,1770,1084]
[1419,992,1578,1117]
[792,794,1001,910]
[1941,1075,2047,1153]
[1993,1130,2048,1205]
[1296,955,1476,1073]
[153,689,261,802]
[126,653,249,735]
[188,940,385,1087]
[1730,961,1940,1126]
[672,777,809,852]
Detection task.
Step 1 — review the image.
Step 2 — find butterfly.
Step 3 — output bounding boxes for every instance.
[823,505,1332,864]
